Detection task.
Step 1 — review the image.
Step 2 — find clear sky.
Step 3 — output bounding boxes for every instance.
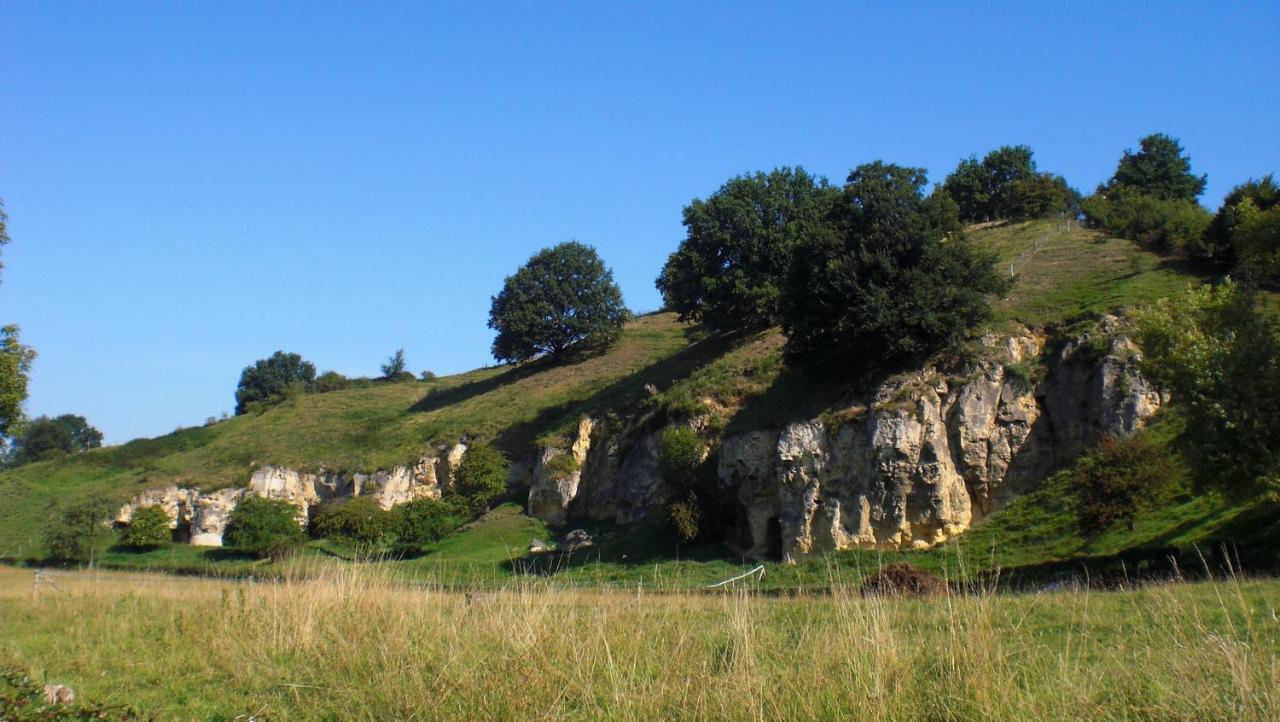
[2,1,1277,444]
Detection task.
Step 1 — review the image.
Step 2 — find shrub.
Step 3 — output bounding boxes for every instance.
[1074,435,1178,534]
[542,453,580,479]
[313,370,350,393]
[1193,175,1280,284]
[10,414,103,466]
[42,498,115,563]
[455,441,509,512]
[656,167,839,332]
[781,161,1010,371]
[667,490,703,544]
[420,370,437,381]
[310,497,398,546]
[658,426,702,487]
[1134,281,1280,484]
[381,349,407,378]
[488,241,629,363]
[395,497,464,551]
[223,496,305,560]
[1081,189,1211,253]
[860,563,946,597]
[118,505,171,549]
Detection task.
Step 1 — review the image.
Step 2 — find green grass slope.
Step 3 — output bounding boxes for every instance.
[4,218,1271,583]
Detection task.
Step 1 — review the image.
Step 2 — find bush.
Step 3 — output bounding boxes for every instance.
[381,349,407,378]
[488,241,629,363]
[223,496,305,560]
[860,563,946,597]
[658,426,702,486]
[781,161,1010,371]
[1074,436,1178,534]
[1134,281,1280,484]
[395,497,464,551]
[42,498,115,563]
[1193,175,1280,284]
[420,370,437,381]
[310,497,398,546]
[10,414,102,466]
[667,490,703,544]
[118,505,171,549]
[313,370,350,393]
[656,167,839,332]
[455,441,509,512]
[1081,189,1211,253]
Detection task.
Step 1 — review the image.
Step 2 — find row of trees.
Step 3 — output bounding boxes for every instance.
[1079,132,1278,290]
[657,162,1011,371]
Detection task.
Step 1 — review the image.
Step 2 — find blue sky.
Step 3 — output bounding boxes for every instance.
[2,1,1277,444]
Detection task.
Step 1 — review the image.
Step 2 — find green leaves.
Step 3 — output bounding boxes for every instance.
[0,325,36,438]
[489,241,629,363]
[1134,281,1280,485]
[1108,133,1207,202]
[656,167,837,333]
[781,161,1008,371]
[233,351,317,415]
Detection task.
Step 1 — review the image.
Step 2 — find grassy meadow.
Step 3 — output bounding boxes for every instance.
[1,565,1276,721]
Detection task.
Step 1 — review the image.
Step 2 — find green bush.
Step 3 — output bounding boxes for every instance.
[455,441,509,512]
[542,452,580,479]
[395,497,464,551]
[659,426,703,487]
[1081,189,1211,253]
[667,490,703,544]
[223,496,305,560]
[41,498,115,563]
[1075,435,1177,534]
[310,496,398,546]
[313,370,350,393]
[118,505,171,549]
[234,351,316,415]
[1135,281,1280,484]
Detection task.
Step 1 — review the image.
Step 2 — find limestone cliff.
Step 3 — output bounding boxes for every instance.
[523,318,1162,561]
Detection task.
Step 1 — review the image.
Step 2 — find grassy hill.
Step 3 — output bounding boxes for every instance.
[4,218,1273,585]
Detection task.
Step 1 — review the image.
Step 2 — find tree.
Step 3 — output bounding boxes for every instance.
[118,505,172,549]
[42,497,116,564]
[454,441,509,512]
[781,162,1010,371]
[1192,175,1280,277]
[655,167,839,332]
[381,348,407,378]
[1074,436,1177,534]
[1105,133,1206,202]
[394,497,464,551]
[0,202,36,440]
[941,146,1071,222]
[234,351,316,415]
[1134,281,1280,484]
[1081,186,1211,253]
[11,414,102,465]
[488,242,629,363]
[222,496,305,560]
[0,325,35,439]
[310,496,398,546]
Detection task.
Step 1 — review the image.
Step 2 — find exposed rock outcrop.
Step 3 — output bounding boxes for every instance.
[519,321,1162,563]
[118,450,448,547]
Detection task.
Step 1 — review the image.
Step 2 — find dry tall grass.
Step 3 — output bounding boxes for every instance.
[0,564,1276,721]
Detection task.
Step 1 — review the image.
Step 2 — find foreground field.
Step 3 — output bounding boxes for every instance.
[1,567,1276,721]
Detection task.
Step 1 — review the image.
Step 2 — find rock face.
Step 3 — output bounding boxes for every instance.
[118,449,450,547]
[713,323,1162,561]
[520,321,1163,563]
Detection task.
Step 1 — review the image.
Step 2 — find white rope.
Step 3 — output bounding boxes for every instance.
[704,564,764,589]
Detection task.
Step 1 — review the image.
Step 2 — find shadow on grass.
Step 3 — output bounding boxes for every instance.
[492,332,740,451]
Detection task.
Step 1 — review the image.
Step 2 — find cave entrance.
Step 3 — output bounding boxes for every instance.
[764,517,783,561]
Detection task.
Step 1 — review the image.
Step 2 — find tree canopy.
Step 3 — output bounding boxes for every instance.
[942,146,1076,222]
[781,162,1009,370]
[656,167,838,333]
[234,351,317,415]
[1192,175,1280,282]
[0,202,36,440]
[1104,133,1206,202]
[381,348,407,378]
[488,241,629,363]
[10,414,102,465]
[454,441,510,512]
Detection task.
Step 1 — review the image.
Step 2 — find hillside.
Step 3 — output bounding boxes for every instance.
[4,218,1270,583]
